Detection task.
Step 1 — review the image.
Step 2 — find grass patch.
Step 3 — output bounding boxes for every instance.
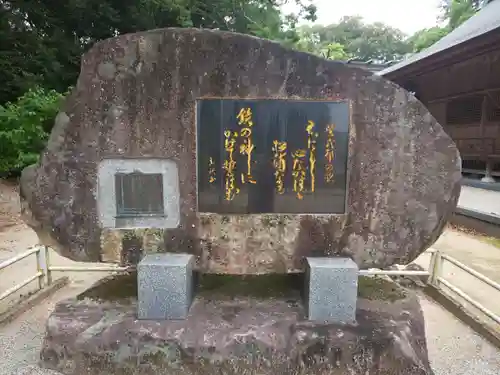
[447,223,500,250]
[357,276,407,302]
[76,273,408,304]
[77,272,304,301]
[198,273,302,298]
[77,272,137,302]
[482,237,500,249]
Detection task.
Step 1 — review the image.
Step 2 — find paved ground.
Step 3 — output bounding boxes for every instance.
[420,292,500,375]
[415,229,500,331]
[430,228,500,283]
[0,278,103,375]
[458,186,500,217]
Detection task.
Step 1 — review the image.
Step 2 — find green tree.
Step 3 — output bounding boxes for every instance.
[0,0,317,174]
[321,43,351,60]
[0,87,64,175]
[407,0,489,53]
[0,0,316,105]
[295,16,410,63]
[441,0,483,30]
[407,26,450,52]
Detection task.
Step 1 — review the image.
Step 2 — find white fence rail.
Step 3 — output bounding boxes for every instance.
[431,252,500,325]
[0,246,128,302]
[0,247,44,301]
[0,246,499,328]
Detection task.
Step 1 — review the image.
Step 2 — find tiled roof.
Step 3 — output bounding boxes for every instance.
[379,0,500,76]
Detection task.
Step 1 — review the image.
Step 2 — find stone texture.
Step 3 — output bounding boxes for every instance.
[138,253,194,320]
[19,28,461,273]
[39,275,434,375]
[305,257,358,323]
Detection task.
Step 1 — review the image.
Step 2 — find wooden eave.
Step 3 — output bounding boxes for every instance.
[384,28,500,81]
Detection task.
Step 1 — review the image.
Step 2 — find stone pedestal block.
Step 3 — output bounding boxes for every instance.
[305,257,358,323]
[138,253,194,320]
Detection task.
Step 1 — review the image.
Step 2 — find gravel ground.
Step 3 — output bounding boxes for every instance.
[0,278,102,375]
[420,292,500,375]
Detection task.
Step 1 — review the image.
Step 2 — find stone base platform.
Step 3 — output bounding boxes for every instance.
[40,274,433,375]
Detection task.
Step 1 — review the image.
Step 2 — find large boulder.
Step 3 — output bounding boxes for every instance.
[40,274,433,375]
[20,28,461,273]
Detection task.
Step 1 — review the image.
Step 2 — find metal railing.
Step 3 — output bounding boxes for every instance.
[0,246,499,328]
[0,247,44,301]
[429,251,500,325]
[0,246,128,303]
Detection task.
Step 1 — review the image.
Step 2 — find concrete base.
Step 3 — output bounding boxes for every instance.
[481,175,496,183]
[462,178,500,192]
[137,253,194,320]
[305,257,358,323]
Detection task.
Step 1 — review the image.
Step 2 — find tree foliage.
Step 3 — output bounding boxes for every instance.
[294,0,492,62]
[407,26,450,53]
[0,0,316,174]
[440,0,483,30]
[0,0,316,105]
[296,16,410,63]
[407,0,488,53]
[0,87,64,175]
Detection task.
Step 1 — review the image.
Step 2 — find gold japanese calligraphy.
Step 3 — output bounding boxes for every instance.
[236,108,254,127]
[237,107,256,184]
[220,107,338,201]
[208,157,216,183]
[325,124,335,183]
[292,149,307,199]
[272,140,287,194]
[306,120,318,192]
[223,130,240,200]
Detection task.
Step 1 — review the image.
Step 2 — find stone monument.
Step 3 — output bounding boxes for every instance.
[19,28,461,374]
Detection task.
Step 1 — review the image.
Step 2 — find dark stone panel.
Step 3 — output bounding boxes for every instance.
[197,99,349,214]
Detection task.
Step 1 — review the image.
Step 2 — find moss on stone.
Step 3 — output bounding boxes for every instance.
[198,273,302,299]
[76,272,303,302]
[277,216,290,226]
[76,272,406,304]
[260,215,286,228]
[77,272,137,302]
[200,215,212,226]
[122,230,141,240]
[357,276,407,301]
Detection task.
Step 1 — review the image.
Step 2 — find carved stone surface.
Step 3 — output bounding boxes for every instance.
[19,28,461,273]
[39,275,434,375]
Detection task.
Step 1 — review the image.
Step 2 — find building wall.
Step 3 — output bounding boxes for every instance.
[398,47,500,170]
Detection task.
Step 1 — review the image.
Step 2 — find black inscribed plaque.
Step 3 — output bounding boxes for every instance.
[196,99,349,214]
